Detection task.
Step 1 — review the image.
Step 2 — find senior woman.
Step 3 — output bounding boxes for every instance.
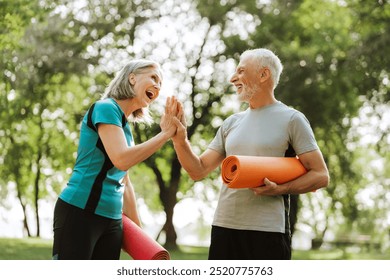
[52,59,179,260]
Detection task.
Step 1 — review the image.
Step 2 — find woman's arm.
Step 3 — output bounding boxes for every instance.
[98,97,178,171]
[122,172,141,227]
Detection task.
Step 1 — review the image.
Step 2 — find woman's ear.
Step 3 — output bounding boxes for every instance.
[128,73,136,85]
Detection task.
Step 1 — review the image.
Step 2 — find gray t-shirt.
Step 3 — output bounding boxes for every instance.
[208,101,318,233]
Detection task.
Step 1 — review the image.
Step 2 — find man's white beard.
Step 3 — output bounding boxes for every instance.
[237,85,258,102]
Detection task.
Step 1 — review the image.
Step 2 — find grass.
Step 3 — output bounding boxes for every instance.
[1,237,389,260]
[0,237,52,260]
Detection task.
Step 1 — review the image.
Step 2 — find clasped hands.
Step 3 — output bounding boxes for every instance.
[160,96,187,141]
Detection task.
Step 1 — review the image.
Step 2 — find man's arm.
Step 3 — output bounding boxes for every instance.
[252,149,330,196]
[173,139,224,181]
[172,102,224,180]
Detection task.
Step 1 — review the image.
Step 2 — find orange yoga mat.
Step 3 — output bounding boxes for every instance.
[122,214,170,260]
[221,155,307,189]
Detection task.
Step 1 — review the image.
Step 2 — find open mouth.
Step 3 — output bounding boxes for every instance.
[235,84,243,91]
[146,90,155,100]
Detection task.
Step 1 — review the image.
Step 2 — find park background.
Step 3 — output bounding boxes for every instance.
[0,0,389,259]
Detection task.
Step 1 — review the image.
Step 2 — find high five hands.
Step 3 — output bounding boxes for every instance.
[160,96,187,140]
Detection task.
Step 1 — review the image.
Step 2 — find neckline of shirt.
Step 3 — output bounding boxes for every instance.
[249,101,283,112]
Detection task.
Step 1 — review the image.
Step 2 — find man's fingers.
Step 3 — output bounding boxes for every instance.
[172,117,185,129]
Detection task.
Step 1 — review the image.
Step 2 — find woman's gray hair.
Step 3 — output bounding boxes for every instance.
[241,48,283,89]
[101,59,162,123]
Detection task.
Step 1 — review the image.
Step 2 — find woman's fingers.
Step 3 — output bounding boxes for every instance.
[165,96,178,116]
[165,96,171,115]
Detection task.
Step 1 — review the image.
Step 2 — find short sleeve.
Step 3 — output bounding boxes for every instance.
[208,125,226,156]
[208,114,242,156]
[288,112,319,155]
[92,101,123,128]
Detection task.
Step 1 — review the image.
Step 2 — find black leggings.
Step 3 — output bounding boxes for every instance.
[208,226,291,260]
[52,198,123,260]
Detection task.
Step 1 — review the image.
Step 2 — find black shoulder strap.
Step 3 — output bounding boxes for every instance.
[121,113,127,128]
[87,102,127,131]
[87,103,97,132]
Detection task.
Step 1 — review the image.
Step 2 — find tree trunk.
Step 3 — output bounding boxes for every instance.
[148,155,181,250]
[34,149,43,237]
[16,186,31,237]
[161,195,178,250]
[160,157,182,250]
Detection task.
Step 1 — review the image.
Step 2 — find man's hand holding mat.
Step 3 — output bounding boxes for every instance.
[221,155,307,189]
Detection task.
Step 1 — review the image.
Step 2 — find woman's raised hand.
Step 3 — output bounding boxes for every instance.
[160,96,179,138]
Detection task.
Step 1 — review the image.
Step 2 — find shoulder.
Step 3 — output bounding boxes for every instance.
[275,102,298,114]
[93,99,123,119]
[94,98,118,111]
[91,98,124,126]
[275,102,308,122]
[222,110,246,127]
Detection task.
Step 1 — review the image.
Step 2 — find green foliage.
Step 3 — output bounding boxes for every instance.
[0,0,388,246]
[348,0,390,99]
[218,0,389,242]
[0,0,95,235]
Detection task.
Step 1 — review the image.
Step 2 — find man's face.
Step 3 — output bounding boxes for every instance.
[230,55,260,102]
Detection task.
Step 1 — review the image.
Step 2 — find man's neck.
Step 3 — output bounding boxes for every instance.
[249,92,278,109]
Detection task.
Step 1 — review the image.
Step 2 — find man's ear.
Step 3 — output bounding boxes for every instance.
[128,73,136,85]
[260,68,271,82]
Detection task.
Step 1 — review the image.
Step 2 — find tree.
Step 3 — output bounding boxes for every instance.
[204,0,389,245]
[128,0,239,249]
[2,0,387,250]
[0,0,54,236]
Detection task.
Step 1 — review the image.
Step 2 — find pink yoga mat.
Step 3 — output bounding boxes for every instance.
[122,214,170,260]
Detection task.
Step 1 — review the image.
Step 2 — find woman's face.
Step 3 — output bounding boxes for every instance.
[129,66,162,108]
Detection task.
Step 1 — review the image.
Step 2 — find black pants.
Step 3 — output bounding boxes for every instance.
[208,226,291,260]
[52,198,123,260]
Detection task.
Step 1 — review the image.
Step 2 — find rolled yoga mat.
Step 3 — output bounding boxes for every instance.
[221,155,307,189]
[122,214,170,260]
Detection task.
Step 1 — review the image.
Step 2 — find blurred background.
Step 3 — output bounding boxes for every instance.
[0,0,389,259]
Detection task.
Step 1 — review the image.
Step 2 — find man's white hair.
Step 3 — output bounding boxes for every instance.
[241,48,283,89]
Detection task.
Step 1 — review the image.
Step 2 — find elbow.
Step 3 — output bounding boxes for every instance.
[189,171,206,181]
[188,158,213,181]
[114,163,128,171]
[111,157,130,171]
[189,174,203,181]
[318,171,330,189]
[324,173,330,188]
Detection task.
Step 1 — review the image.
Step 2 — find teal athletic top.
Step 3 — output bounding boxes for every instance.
[59,98,134,219]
